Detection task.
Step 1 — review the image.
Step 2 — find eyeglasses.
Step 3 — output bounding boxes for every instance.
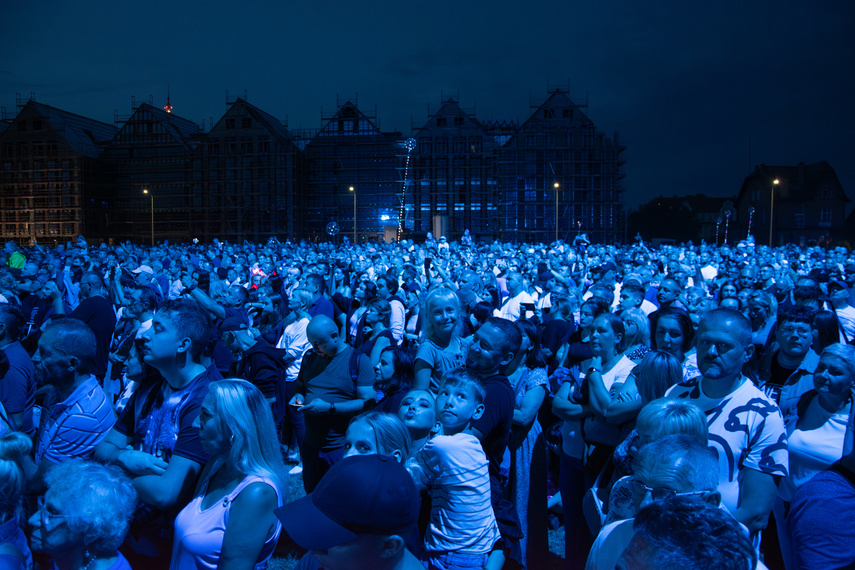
[779,326,812,338]
[37,496,69,528]
[629,480,707,501]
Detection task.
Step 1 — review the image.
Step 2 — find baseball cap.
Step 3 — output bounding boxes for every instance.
[275,454,419,551]
[131,265,154,275]
[220,314,250,333]
[597,261,617,273]
[828,280,849,292]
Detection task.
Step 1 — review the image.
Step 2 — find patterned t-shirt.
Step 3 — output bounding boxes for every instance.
[666,376,789,514]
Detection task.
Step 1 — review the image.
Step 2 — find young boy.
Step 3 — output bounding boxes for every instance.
[407,368,500,570]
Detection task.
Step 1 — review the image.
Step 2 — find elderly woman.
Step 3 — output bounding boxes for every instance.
[29,460,137,570]
[775,343,855,569]
[171,379,287,570]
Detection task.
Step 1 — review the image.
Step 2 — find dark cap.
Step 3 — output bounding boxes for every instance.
[220,314,250,333]
[597,261,617,273]
[275,454,419,551]
[828,279,849,292]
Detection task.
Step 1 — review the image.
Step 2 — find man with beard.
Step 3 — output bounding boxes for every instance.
[666,308,788,541]
[29,318,115,493]
[465,317,523,567]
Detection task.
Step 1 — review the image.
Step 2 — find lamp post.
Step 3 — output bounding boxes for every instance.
[769,178,780,246]
[143,189,153,246]
[553,182,560,243]
[349,186,356,243]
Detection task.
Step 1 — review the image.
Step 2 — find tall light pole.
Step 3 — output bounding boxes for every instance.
[143,189,154,246]
[769,178,779,246]
[553,182,560,243]
[349,186,356,243]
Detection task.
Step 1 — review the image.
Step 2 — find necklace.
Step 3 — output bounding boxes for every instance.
[80,550,96,570]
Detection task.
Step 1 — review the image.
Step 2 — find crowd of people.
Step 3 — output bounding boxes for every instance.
[0,231,853,569]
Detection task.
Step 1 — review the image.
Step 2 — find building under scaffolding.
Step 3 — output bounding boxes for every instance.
[493,88,626,244]
[410,98,500,238]
[0,98,116,245]
[192,98,301,243]
[103,101,202,244]
[296,101,402,243]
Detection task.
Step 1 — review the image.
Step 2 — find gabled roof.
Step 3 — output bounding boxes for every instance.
[209,98,294,146]
[11,101,117,158]
[518,89,594,132]
[413,97,489,138]
[737,162,849,205]
[118,103,200,149]
[313,101,382,139]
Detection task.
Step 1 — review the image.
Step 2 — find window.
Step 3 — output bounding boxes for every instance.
[436,118,447,127]
[225,118,236,129]
[563,109,573,118]
[820,208,832,226]
[794,212,805,228]
[454,117,464,126]
[242,118,252,129]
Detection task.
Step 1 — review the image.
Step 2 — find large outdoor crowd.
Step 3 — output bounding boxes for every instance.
[0,230,853,570]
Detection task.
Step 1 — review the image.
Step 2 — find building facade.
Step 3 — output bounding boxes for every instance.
[494,89,626,244]
[191,98,301,243]
[297,101,401,242]
[735,162,850,247]
[0,101,116,245]
[102,103,202,244]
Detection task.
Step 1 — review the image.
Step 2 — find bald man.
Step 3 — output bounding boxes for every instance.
[290,315,375,492]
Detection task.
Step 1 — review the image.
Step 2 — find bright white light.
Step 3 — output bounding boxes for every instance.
[381,215,390,221]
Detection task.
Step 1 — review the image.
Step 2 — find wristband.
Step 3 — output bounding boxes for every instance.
[328,402,336,415]
[587,366,602,376]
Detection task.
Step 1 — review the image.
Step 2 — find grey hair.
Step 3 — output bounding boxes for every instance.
[45,460,137,552]
[636,434,719,493]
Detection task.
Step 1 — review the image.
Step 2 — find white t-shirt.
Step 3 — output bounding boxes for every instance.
[408,433,500,555]
[666,376,789,514]
[495,290,534,322]
[778,395,849,501]
[277,317,311,382]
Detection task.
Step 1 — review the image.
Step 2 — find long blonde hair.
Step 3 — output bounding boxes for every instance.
[209,379,287,495]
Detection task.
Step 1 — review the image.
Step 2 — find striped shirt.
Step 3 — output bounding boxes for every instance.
[36,376,115,465]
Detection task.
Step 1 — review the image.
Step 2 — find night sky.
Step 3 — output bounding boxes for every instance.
[3,1,853,210]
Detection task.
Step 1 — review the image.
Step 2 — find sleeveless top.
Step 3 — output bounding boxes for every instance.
[171,465,283,570]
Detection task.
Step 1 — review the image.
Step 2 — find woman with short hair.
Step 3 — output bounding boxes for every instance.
[171,379,287,570]
[29,459,137,570]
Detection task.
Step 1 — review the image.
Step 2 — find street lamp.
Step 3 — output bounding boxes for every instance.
[143,189,154,246]
[553,182,560,243]
[349,186,356,243]
[769,178,780,246]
